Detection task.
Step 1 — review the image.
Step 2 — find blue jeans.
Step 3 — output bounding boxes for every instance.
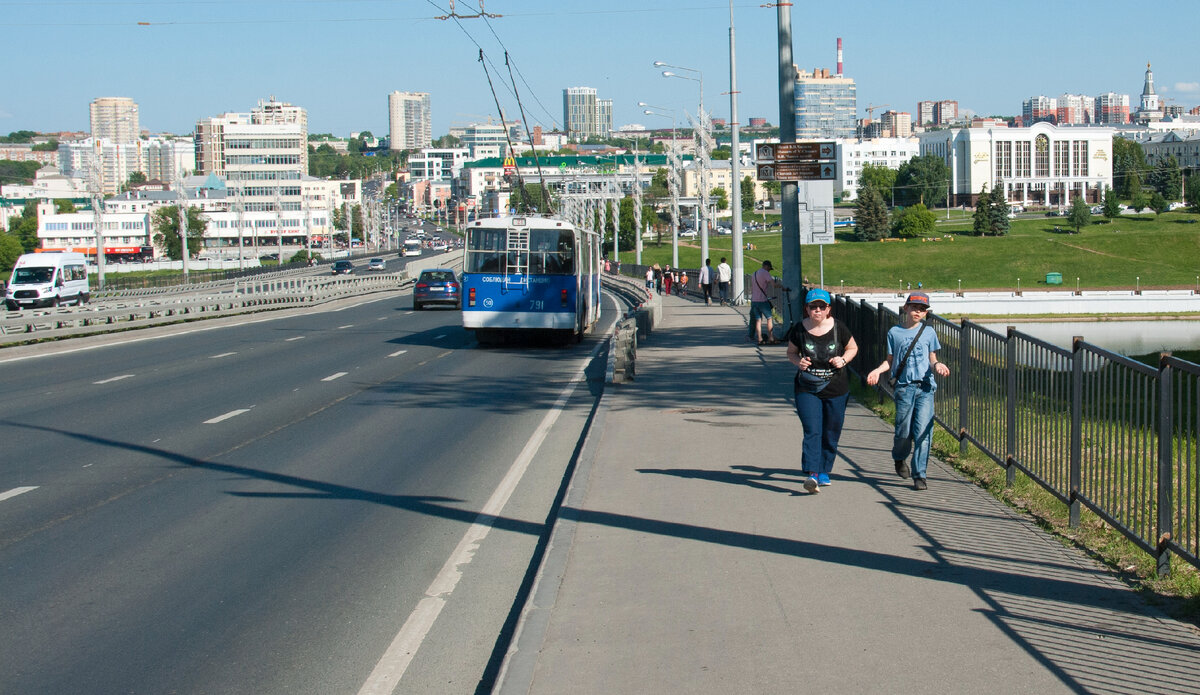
[893,381,937,479]
[794,391,849,476]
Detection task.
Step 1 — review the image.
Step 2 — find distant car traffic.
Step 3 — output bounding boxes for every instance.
[412,269,461,310]
[331,260,354,275]
[679,230,698,239]
[367,258,386,271]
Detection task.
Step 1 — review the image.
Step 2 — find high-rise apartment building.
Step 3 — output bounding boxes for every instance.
[1022,96,1058,124]
[90,97,140,143]
[194,96,308,212]
[880,111,912,138]
[388,92,432,151]
[794,67,857,140]
[934,101,958,124]
[564,87,598,141]
[916,101,937,126]
[1055,94,1094,125]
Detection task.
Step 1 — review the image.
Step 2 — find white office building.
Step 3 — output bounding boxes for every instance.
[388,91,432,151]
[90,97,140,143]
[835,137,920,202]
[918,121,1114,207]
[194,97,308,213]
[409,148,470,181]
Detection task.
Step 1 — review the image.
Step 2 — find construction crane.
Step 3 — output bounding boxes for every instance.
[864,104,890,121]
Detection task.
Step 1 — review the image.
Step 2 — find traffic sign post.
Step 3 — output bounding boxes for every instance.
[754,141,837,181]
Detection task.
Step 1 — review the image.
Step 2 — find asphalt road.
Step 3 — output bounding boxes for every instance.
[0,288,619,694]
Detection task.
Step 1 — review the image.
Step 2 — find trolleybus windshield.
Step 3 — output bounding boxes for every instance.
[466,228,575,275]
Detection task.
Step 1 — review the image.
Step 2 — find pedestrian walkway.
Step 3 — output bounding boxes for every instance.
[497,293,1200,695]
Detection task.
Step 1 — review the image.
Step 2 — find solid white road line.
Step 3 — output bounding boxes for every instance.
[338,324,354,329]
[203,408,252,424]
[322,372,348,382]
[286,336,306,342]
[356,340,603,695]
[387,350,408,358]
[0,486,38,503]
[209,352,237,359]
[94,374,135,385]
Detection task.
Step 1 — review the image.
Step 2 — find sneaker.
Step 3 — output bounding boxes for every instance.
[894,459,910,479]
[913,477,928,491]
[803,476,820,494]
[818,473,832,486]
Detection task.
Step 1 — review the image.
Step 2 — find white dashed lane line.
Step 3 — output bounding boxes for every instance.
[387,350,408,358]
[322,372,348,382]
[204,408,253,424]
[338,325,354,330]
[209,352,237,359]
[433,334,447,340]
[0,486,38,503]
[94,374,135,385]
[286,336,306,342]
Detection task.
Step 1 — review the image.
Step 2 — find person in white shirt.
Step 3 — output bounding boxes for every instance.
[716,257,733,305]
[698,258,714,306]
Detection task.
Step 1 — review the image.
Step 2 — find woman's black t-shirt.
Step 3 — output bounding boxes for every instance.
[787,319,852,398]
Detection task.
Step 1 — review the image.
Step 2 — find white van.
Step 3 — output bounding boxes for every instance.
[5,252,90,310]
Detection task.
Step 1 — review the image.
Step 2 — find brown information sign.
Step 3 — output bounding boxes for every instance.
[757,161,836,181]
[755,141,835,162]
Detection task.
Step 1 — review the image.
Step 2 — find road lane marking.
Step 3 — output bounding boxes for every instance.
[210,352,237,359]
[286,336,306,341]
[338,324,354,329]
[0,486,38,502]
[357,340,603,695]
[387,350,408,358]
[204,408,252,424]
[94,374,134,384]
[322,372,348,382]
[433,334,447,340]
[377,317,388,321]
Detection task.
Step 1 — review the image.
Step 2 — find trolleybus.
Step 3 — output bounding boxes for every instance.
[461,216,601,343]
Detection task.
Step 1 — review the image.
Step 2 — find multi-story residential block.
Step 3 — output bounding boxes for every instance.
[387,91,432,151]
[834,137,920,202]
[0,144,59,166]
[1094,93,1131,124]
[1056,94,1094,125]
[1022,96,1058,125]
[144,138,196,183]
[458,122,508,159]
[408,148,470,181]
[90,97,140,143]
[916,101,937,127]
[1140,130,1200,173]
[563,87,600,141]
[194,97,308,213]
[794,67,857,140]
[935,101,958,124]
[918,121,1113,207]
[880,111,912,138]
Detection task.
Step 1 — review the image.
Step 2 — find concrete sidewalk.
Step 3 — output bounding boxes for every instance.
[497,294,1200,695]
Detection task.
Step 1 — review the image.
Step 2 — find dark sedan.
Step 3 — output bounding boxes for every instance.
[413,269,461,310]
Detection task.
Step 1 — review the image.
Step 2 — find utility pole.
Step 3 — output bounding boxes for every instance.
[777,3,801,326]
[729,0,745,303]
[87,155,106,289]
[274,186,284,265]
[633,144,643,266]
[175,167,190,284]
[234,180,246,272]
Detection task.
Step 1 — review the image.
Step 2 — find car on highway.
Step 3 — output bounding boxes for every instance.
[331,260,354,275]
[412,269,461,310]
[367,258,386,271]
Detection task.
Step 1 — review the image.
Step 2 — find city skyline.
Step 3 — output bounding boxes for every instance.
[4,1,1198,139]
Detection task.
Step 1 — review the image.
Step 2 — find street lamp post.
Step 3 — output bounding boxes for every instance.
[728,0,746,304]
[659,63,710,265]
[641,103,681,268]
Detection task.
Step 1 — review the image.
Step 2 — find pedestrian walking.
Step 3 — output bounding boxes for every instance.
[787,288,858,493]
[748,260,780,344]
[663,265,674,296]
[645,266,655,291]
[716,257,732,305]
[699,259,714,306]
[678,270,688,296]
[865,291,951,491]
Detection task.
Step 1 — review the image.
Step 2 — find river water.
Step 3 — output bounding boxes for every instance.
[977,320,1200,357]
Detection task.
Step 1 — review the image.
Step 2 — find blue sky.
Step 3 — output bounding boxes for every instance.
[3,0,1197,138]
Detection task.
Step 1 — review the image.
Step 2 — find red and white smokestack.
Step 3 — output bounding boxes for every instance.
[837,37,843,75]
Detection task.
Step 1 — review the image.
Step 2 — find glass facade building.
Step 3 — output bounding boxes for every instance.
[794,70,857,140]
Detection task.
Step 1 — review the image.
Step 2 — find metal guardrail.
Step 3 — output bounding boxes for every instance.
[838,296,1200,576]
[0,272,409,343]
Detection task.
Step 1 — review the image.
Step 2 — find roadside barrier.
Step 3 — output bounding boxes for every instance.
[838,295,1200,576]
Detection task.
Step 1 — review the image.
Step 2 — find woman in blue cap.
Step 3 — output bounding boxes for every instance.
[786,287,859,493]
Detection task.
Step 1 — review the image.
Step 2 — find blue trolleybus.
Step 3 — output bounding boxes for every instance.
[462,215,601,343]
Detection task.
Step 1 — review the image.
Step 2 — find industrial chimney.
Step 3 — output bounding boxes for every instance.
[837,37,843,76]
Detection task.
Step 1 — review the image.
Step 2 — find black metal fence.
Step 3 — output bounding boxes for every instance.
[837,296,1200,576]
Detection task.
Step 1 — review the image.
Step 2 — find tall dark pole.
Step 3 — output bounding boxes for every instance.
[777,4,801,327]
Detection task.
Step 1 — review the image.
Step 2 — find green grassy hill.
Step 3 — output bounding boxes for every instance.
[619,211,1200,292]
